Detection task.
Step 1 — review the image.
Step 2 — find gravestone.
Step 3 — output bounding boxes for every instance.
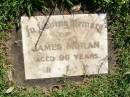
[21,14,108,80]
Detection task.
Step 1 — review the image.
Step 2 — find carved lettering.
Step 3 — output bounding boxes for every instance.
[67,41,100,50]
[36,55,55,62]
[59,54,70,61]
[26,26,37,37]
[74,53,98,60]
[32,43,62,52]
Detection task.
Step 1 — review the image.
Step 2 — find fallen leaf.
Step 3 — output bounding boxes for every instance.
[5,86,14,94]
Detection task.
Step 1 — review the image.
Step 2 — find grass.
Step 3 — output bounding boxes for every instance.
[0,0,130,97]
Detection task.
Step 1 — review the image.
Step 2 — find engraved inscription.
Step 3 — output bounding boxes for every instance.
[21,14,108,79]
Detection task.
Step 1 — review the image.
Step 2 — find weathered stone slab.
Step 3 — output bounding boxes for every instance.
[21,14,108,80]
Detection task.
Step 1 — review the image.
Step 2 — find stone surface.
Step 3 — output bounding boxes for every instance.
[21,14,108,80]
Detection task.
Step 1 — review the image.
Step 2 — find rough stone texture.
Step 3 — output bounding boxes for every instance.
[21,14,108,80]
